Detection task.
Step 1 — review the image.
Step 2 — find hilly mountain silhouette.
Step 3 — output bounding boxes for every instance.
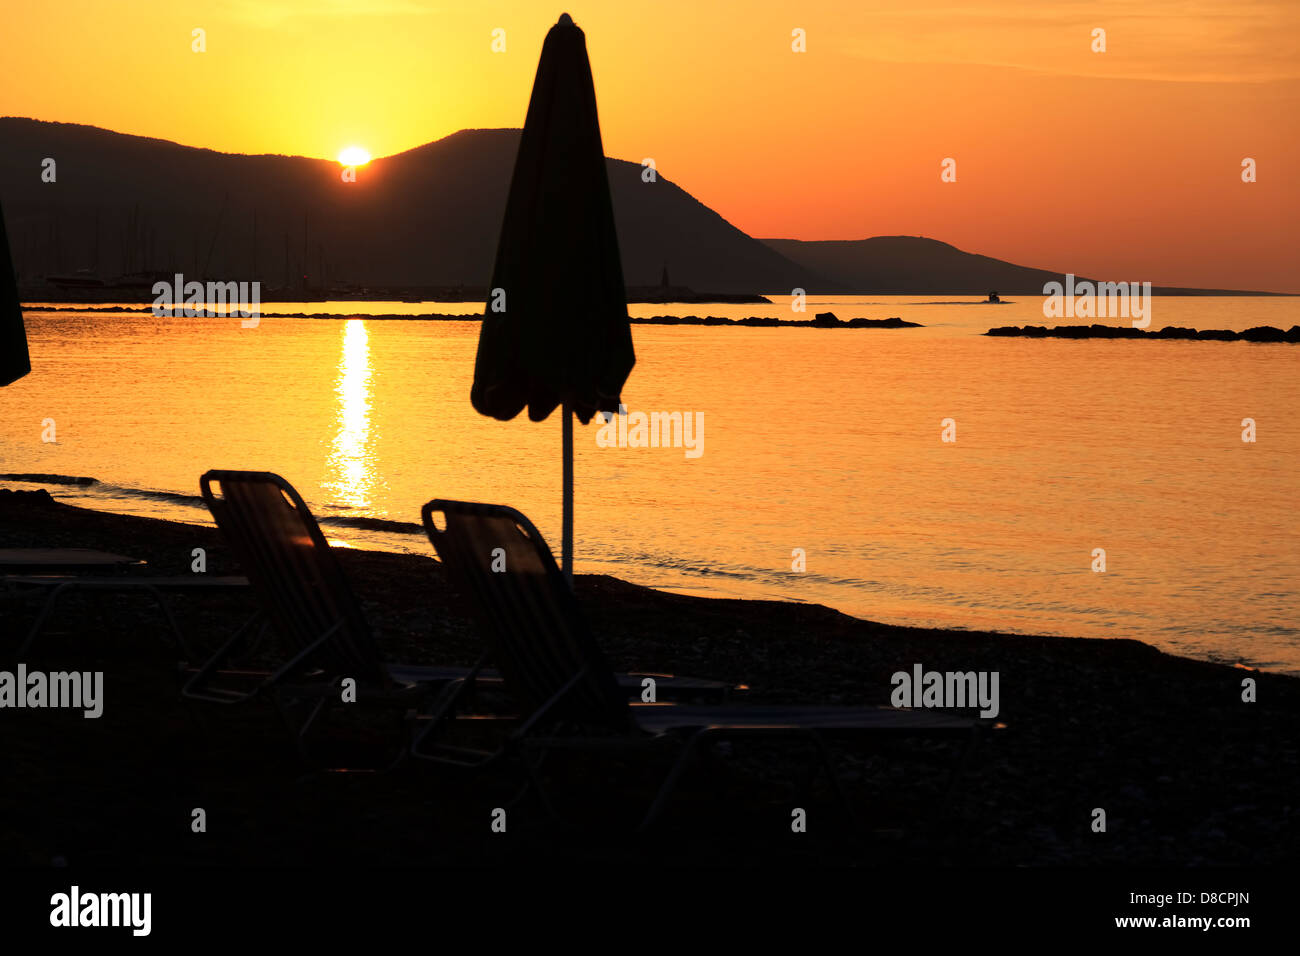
[0,118,1268,297]
[0,118,819,295]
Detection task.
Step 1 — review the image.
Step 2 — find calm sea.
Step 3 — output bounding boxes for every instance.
[3,295,1298,673]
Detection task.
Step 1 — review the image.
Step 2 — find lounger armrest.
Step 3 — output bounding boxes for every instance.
[266,620,345,688]
[408,650,495,759]
[510,663,594,741]
[182,610,267,704]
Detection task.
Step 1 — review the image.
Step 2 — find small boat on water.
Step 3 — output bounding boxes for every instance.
[45,269,172,291]
[45,269,107,289]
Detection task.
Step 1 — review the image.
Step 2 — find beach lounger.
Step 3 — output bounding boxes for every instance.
[190,470,487,768]
[3,571,250,663]
[420,498,985,830]
[0,547,253,662]
[192,471,730,767]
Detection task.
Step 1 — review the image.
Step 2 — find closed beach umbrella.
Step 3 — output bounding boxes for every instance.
[472,12,635,582]
[0,200,30,386]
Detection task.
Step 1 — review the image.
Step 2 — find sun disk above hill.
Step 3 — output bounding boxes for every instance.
[337,146,371,166]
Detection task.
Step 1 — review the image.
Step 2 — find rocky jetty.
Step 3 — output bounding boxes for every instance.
[24,305,920,328]
[636,311,921,329]
[986,324,1300,341]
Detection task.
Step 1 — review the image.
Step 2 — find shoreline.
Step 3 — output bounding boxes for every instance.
[3,482,1294,677]
[9,490,1296,691]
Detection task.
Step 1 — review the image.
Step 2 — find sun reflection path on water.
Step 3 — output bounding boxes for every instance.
[323,319,376,510]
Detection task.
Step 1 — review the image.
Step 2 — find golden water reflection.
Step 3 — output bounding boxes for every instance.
[323,319,374,509]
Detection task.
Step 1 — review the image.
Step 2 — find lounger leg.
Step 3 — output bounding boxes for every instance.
[16,582,75,660]
[409,676,480,761]
[297,694,331,742]
[517,747,562,823]
[139,584,194,659]
[86,588,116,641]
[503,776,539,815]
[180,694,213,740]
[807,732,859,833]
[266,690,323,765]
[380,706,414,772]
[285,684,420,775]
[938,723,983,821]
[637,734,709,832]
[290,695,332,765]
[242,615,272,661]
[181,610,266,703]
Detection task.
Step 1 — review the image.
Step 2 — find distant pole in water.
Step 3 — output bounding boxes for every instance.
[202,193,227,279]
[130,202,140,274]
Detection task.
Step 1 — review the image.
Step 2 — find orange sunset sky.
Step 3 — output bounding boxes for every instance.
[1,0,1297,291]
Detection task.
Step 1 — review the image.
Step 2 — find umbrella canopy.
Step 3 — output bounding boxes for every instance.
[471,12,634,425]
[470,13,635,582]
[0,200,30,387]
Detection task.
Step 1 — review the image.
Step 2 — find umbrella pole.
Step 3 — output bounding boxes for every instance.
[562,401,574,587]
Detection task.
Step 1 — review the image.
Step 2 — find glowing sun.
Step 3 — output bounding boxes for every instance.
[337,146,371,166]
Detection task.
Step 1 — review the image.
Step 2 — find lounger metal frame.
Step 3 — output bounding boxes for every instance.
[191,470,476,770]
[420,497,988,831]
